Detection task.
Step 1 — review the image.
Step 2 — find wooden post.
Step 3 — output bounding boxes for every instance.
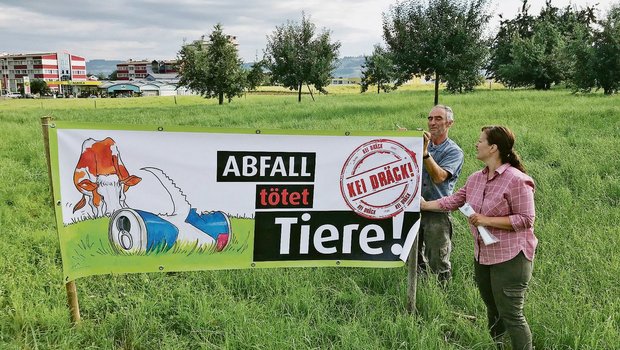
[306,84,315,102]
[40,116,81,324]
[406,235,419,314]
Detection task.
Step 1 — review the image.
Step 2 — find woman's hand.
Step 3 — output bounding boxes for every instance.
[468,214,514,231]
[468,213,488,227]
[420,197,444,212]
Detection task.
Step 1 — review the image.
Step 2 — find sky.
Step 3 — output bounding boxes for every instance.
[0,0,614,62]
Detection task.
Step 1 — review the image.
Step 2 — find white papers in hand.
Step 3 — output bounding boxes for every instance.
[458,203,499,245]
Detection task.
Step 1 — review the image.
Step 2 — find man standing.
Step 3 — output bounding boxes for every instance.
[418,105,464,283]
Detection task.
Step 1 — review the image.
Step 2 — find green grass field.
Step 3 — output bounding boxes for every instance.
[0,88,619,349]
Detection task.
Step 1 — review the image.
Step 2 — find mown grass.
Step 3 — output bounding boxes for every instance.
[0,88,619,349]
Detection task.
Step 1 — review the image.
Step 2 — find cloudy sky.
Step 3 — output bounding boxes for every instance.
[0,0,611,62]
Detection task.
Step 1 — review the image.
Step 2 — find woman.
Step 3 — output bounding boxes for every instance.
[421,126,537,350]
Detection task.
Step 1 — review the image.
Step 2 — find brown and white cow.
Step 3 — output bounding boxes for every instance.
[73,137,141,217]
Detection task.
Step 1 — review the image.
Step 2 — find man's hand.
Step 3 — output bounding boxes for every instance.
[423,131,431,155]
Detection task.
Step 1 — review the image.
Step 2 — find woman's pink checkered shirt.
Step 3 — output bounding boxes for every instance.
[437,163,538,265]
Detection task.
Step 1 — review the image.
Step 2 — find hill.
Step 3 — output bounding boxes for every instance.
[333,56,365,78]
[89,56,366,78]
[85,59,123,75]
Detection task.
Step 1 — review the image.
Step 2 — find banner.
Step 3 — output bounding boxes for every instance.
[48,122,424,281]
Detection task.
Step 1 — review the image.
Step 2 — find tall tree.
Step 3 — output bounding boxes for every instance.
[565,21,597,92]
[360,45,397,94]
[594,4,620,94]
[177,24,246,105]
[246,60,266,92]
[488,1,536,88]
[264,13,341,102]
[500,19,568,89]
[489,0,598,90]
[383,0,491,104]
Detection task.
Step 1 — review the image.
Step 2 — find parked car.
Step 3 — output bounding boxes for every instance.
[2,92,21,98]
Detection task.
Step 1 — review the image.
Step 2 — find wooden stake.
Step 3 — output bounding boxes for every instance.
[306,84,315,102]
[406,234,419,314]
[65,280,81,324]
[41,116,81,324]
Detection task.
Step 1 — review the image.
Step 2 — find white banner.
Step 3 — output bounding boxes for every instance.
[49,124,424,280]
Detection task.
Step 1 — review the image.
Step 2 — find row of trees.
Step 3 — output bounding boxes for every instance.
[177,14,340,104]
[178,1,619,105]
[363,0,620,103]
[491,1,620,94]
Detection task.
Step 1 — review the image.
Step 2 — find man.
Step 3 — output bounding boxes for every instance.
[418,105,464,283]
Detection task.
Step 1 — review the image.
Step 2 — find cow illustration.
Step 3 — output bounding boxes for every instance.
[73,137,141,217]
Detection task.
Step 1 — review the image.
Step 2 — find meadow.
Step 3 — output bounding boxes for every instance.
[0,87,618,349]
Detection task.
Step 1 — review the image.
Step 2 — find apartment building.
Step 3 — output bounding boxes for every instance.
[0,51,86,93]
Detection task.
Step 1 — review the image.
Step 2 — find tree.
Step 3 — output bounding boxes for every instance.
[565,22,597,92]
[500,20,568,89]
[489,0,536,85]
[246,60,266,92]
[177,24,246,105]
[564,3,620,95]
[594,5,620,94]
[383,0,491,104]
[29,79,51,95]
[109,70,118,80]
[360,45,397,94]
[264,13,341,102]
[489,0,598,90]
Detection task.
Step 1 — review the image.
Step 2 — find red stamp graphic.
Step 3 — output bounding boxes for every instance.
[340,139,420,219]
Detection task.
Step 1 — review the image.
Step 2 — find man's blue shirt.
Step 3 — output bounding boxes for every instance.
[421,138,464,201]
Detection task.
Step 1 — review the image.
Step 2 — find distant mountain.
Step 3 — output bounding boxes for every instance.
[243,55,365,78]
[333,56,365,78]
[86,59,123,75]
[88,55,366,78]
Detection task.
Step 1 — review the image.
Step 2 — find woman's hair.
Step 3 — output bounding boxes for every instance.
[482,126,526,173]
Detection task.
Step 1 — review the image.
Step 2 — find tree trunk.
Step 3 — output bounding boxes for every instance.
[434,73,440,105]
[218,92,224,105]
[377,84,380,94]
[298,83,302,102]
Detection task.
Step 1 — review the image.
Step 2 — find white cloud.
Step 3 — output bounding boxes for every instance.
[0,0,613,61]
